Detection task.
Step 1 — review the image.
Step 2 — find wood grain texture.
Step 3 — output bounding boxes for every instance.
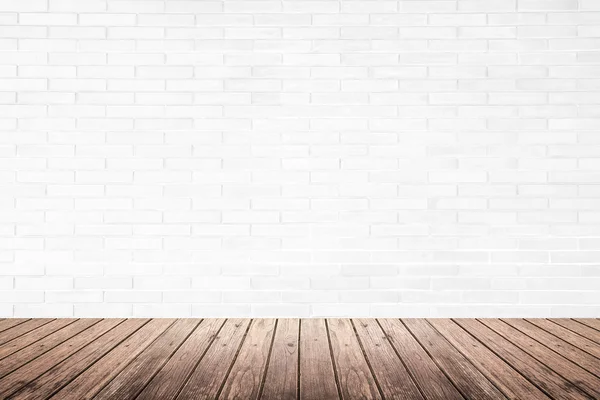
[550,319,600,344]
[327,318,382,400]
[136,319,225,400]
[353,319,423,400]
[0,318,598,400]
[0,319,99,378]
[177,318,251,400]
[50,319,175,400]
[480,319,600,398]
[0,319,76,361]
[527,318,600,359]
[403,318,507,400]
[299,318,339,400]
[428,319,549,400]
[455,319,589,400]
[0,319,53,346]
[0,319,121,398]
[219,318,277,400]
[93,319,199,400]
[261,318,299,400]
[0,319,29,334]
[378,318,463,400]
[502,318,600,377]
[574,319,600,332]
[8,319,149,400]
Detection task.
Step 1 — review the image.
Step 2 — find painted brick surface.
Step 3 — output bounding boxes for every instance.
[1,0,599,317]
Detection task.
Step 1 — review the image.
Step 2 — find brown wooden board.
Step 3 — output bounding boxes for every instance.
[550,319,600,344]
[136,319,225,400]
[0,319,29,333]
[327,319,382,399]
[0,319,53,346]
[299,318,339,400]
[353,318,423,400]
[527,318,600,359]
[428,318,549,400]
[455,319,589,400]
[177,319,251,400]
[0,319,76,361]
[574,319,600,332]
[50,319,175,400]
[261,318,299,400]
[8,319,149,400]
[218,318,277,399]
[0,318,99,378]
[92,319,200,400]
[403,318,506,399]
[503,318,600,377]
[0,319,121,398]
[378,318,463,400]
[480,318,600,398]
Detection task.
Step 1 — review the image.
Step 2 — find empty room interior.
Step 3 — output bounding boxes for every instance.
[0,0,599,398]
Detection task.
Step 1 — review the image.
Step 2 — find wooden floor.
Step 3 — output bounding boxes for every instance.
[0,319,599,399]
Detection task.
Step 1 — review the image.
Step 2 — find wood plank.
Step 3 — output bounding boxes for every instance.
[0,319,29,333]
[177,319,251,400]
[378,318,463,400]
[8,319,149,400]
[136,319,225,400]
[454,319,588,400]
[327,319,382,399]
[428,319,550,400]
[353,319,423,400]
[0,319,76,361]
[503,319,600,376]
[550,319,600,344]
[219,318,277,400]
[573,319,600,333]
[0,319,122,398]
[527,318,600,359]
[0,319,99,377]
[0,319,53,346]
[261,318,299,400]
[50,319,175,400]
[480,319,600,398]
[299,318,339,400]
[93,319,200,400]
[403,318,506,399]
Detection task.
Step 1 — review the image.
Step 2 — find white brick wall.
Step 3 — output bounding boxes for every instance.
[1,0,599,318]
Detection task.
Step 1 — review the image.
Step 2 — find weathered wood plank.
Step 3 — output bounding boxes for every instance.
[429,319,549,400]
[0,319,75,361]
[378,318,463,400]
[219,318,277,400]
[0,319,53,346]
[8,319,149,400]
[455,319,588,400]
[0,319,29,334]
[299,318,339,400]
[136,319,225,400]
[93,319,200,400]
[550,319,600,344]
[0,319,121,398]
[527,318,600,359]
[480,319,600,398]
[573,319,600,334]
[353,319,423,400]
[50,319,174,400]
[503,318,600,376]
[177,319,251,400]
[327,319,382,399]
[0,319,99,378]
[403,318,506,399]
[261,318,299,400]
